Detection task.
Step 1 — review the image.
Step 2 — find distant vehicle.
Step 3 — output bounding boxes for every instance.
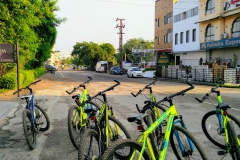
[236,65,240,70]
[82,65,87,70]
[110,66,123,75]
[127,67,143,78]
[95,61,108,73]
[72,64,76,69]
[45,64,58,71]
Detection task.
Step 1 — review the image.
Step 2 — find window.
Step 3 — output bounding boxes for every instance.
[175,33,178,45]
[174,14,181,23]
[180,32,183,44]
[164,29,172,43]
[192,7,198,16]
[206,0,215,15]
[182,12,186,20]
[164,12,173,24]
[205,24,214,41]
[192,29,196,41]
[158,18,160,27]
[158,37,160,45]
[186,30,189,43]
[186,10,191,18]
[232,17,240,38]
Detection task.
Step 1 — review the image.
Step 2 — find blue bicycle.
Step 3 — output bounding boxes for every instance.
[13,79,50,150]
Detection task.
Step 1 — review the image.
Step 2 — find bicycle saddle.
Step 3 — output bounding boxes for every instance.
[219,103,231,110]
[127,113,148,123]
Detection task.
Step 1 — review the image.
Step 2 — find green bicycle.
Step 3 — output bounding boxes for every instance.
[102,82,208,160]
[196,78,240,159]
[66,76,102,149]
[78,80,131,160]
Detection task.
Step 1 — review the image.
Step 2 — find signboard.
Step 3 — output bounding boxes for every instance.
[200,37,240,50]
[223,0,240,11]
[132,49,155,53]
[157,52,170,67]
[0,44,15,62]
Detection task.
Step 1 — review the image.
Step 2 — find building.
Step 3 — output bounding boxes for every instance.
[173,0,206,66]
[55,50,71,60]
[198,0,240,68]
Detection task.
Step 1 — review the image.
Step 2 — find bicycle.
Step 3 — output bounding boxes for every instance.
[195,78,240,159]
[132,79,197,159]
[66,76,102,149]
[102,82,208,160]
[13,79,50,150]
[78,80,132,160]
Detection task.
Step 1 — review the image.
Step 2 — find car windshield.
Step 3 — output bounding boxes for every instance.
[114,67,121,70]
[132,67,141,71]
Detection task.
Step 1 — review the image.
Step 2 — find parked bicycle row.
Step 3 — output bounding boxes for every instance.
[13,77,240,160]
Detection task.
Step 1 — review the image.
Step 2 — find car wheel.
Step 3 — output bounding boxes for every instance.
[127,73,129,77]
[132,74,134,78]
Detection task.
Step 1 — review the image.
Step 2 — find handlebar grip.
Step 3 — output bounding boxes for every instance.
[114,80,120,84]
[136,104,141,113]
[13,90,19,95]
[88,76,92,80]
[187,82,194,88]
[66,90,71,95]
[131,92,137,97]
[218,77,224,82]
[195,97,202,103]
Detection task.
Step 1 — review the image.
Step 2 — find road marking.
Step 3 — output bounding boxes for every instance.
[59,71,65,78]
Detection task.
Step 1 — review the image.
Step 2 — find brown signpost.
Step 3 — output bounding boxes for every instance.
[0,43,19,96]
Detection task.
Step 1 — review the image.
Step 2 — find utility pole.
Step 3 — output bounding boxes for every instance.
[116,18,125,66]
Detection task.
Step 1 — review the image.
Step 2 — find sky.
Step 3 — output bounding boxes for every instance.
[54,0,156,53]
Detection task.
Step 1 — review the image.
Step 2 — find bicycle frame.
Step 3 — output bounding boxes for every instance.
[26,94,37,131]
[133,105,178,160]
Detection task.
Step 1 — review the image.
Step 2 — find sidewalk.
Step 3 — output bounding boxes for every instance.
[0,100,19,126]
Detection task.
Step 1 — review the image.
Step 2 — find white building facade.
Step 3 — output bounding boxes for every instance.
[173,0,205,67]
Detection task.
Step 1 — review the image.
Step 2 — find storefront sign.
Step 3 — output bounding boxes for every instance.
[157,52,170,67]
[0,44,15,62]
[223,0,240,11]
[200,37,240,50]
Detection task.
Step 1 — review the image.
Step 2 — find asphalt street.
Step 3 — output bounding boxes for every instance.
[0,69,239,160]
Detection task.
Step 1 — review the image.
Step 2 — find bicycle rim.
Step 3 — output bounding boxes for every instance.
[35,104,50,131]
[22,109,36,150]
[227,121,240,160]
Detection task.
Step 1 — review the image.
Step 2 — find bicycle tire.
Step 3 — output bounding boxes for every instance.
[227,121,240,160]
[202,110,240,149]
[68,102,101,149]
[170,125,208,160]
[35,104,50,132]
[146,104,167,158]
[78,129,103,160]
[22,109,36,150]
[101,139,151,160]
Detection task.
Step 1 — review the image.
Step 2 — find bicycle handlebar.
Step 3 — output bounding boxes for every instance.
[90,80,121,99]
[131,78,158,97]
[195,78,225,103]
[13,79,41,95]
[66,76,92,95]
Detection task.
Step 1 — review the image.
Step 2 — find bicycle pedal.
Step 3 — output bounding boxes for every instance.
[217,150,226,155]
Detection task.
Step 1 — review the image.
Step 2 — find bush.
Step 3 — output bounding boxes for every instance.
[142,68,156,72]
[0,72,17,89]
[20,70,35,87]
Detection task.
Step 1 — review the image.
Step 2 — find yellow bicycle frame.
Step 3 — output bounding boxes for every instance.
[131,104,178,160]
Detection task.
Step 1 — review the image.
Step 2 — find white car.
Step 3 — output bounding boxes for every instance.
[127,67,143,78]
[82,65,87,70]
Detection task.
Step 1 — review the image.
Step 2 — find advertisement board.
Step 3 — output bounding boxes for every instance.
[0,44,15,62]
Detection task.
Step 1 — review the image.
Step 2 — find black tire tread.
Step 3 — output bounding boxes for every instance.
[227,121,240,160]
[35,104,50,132]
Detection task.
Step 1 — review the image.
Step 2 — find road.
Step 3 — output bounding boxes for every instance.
[0,68,240,160]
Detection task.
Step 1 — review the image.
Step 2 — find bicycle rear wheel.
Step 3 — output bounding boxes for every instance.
[202,110,240,149]
[22,109,36,150]
[170,125,208,160]
[101,139,151,160]
[35,104,50,132]
[227,121,240,160]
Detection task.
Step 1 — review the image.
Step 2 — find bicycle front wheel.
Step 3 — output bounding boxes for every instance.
[78,129,103,160]
[202,110,240,149]
[170,125,208,160]
[227,121,240,160]
[35,104,50,132]
[22,109,36,150]
[101,139,151,160]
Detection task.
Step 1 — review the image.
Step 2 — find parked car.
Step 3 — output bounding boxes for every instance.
[236,65,240,70]
[82,65,87,70]
[96,61,108,73]
[45,64,58,71]
[127,67,143,78]
[110,66,123,75]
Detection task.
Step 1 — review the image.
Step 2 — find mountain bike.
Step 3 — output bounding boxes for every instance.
[102,82,208,160]
[78,80,132,160]
[13,79,50,150]
[196,78,240,159]
[66,76,102,149]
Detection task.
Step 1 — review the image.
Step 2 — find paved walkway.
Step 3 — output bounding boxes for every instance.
[0,100,19,126]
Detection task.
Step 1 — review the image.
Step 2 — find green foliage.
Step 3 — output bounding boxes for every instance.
[20,70,35,87]
[33,67,46,78]
[0,72,17,89]
[142,68,156,72]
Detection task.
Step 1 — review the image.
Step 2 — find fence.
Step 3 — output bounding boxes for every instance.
[161,67,240,84]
